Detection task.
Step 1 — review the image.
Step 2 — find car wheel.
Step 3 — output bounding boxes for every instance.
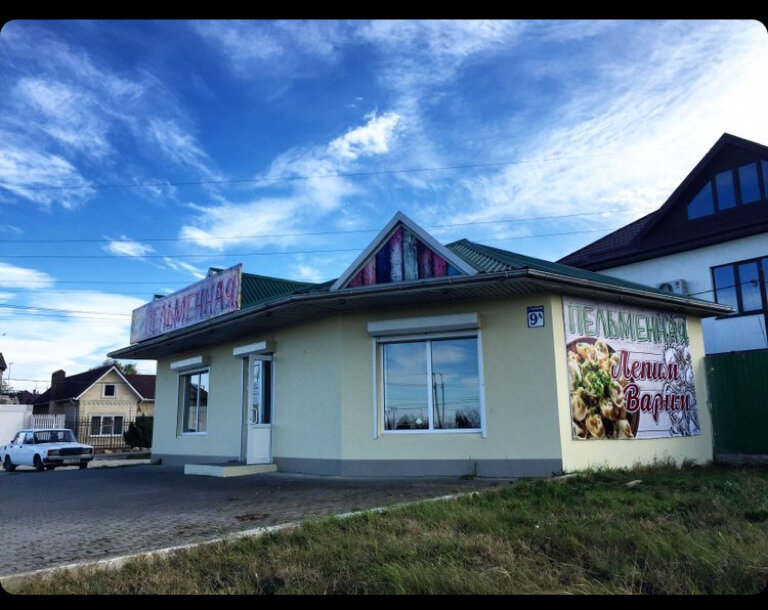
[33,455,45,472]
[79,462,88,470]
[3,456,15,472]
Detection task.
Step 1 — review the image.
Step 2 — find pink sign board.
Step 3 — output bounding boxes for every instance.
[130,264,242,343]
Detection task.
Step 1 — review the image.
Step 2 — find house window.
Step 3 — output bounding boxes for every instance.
[179,369,209,434]
[688,161,767,220]
[715,170,736,210]
[687,183,715,219]
[738,162,761,204]
[380,335,483,432]
[103,384,116,398]
[90,415,124,437]
[712,256,768,315]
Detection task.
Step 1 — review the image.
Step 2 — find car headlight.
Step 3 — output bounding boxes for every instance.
[47,449,61,456]
[84,448,93,454]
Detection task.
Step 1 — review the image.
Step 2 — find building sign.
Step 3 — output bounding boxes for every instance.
[563,297,699,440]
[130,264,242,343]
[527,306,545,328]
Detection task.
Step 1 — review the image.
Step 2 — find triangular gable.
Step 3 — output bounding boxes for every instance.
[74,366,143,401]
[330,212,477,291]
[636,132,768,240]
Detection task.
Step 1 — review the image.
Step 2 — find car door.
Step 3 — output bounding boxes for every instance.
[19,432,36,465]
[6,432,26,465]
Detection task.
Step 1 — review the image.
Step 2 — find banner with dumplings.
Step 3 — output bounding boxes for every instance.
[562,297,700,440]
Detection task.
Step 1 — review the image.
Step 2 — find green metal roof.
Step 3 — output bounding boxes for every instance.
[446,239,716,303]
[228,237,718,309]
[240,272,319,309]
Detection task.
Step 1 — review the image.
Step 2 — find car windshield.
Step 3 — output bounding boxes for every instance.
[33,430,76,444]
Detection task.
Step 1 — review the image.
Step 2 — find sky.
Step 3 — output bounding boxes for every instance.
[0,19,766,392]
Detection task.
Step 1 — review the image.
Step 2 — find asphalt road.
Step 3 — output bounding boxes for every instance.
[0,463,506,577]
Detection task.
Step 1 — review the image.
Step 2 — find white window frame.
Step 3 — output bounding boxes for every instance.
[90,414,125,437]
[102,383,116,398]
[178,367,210,436]
[373,329,487,438]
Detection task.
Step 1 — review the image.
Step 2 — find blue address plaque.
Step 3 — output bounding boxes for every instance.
[527,306,545,328]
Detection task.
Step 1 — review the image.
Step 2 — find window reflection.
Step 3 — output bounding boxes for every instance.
[382,337,481,432]
[738,163,761,204]
[715,171,736,210]
[687,183,714,219]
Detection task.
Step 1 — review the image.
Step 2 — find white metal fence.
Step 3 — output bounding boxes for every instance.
[31,414,66,429]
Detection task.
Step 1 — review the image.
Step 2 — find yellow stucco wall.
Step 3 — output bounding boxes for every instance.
[552,297,713,472]
[338,295,563,463]
[153,295,564,466]
[77,369,141,421]
[151,292,713,473]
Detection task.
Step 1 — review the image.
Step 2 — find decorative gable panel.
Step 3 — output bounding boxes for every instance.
[330,211,476,291]
[345,225,463,288]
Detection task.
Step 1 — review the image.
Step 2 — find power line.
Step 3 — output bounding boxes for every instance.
[0,227,624,260]
[0,210,623,244]
[1,152,639,193]
[0,303,129,317]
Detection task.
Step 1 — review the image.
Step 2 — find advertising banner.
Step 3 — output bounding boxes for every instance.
[563,297,699,440]
[130,264,242,343]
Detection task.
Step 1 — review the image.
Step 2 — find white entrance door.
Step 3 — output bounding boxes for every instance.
[246,357,272,464]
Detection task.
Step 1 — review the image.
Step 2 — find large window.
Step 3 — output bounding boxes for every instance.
[712,256,768,315]
[179,369,209,434]
[90,415,124,437]
[687,160,767,220]
[381,335,483,432]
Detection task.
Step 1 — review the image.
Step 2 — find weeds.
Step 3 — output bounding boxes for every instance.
[6,464,768,595]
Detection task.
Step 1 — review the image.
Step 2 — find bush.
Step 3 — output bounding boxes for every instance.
[123,416,153,449]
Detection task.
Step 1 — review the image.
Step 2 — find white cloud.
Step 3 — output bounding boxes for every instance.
[294,264,325,283]
[178,110,406,251]
[14,77,113,159]
[0,132,94,209]
[105,236,155,258]
[146,118,222,181]
[162,257,206,280]
[0,262,54,289]
[0,290,148,392]
[329,112,402,160]
[190,20,348,78]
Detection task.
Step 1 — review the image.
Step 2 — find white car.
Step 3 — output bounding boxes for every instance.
[1,428,94,472]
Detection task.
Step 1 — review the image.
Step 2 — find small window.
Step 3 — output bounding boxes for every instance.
[179,370,209,434]
[738,163,761,204]
[713,265,738,312]
[687,183,715,219]
[103,384,116,397]
[737,262,762,312]
[90,415,125,437]
[715,170,736,210]
[763,161,768,199]
[712,256,768,315]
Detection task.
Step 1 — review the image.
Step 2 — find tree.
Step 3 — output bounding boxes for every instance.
[102,359,138,375]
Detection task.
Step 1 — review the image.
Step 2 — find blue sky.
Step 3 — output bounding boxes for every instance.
[0,19,766,391]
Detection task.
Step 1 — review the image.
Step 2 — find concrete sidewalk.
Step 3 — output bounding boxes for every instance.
[0,463,508,578]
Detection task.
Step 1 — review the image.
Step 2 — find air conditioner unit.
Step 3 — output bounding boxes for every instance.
[656,279,689,296]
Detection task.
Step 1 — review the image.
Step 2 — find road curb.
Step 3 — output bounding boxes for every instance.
[0,490,481,591]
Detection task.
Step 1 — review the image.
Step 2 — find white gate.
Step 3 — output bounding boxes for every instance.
[31,414,66,428]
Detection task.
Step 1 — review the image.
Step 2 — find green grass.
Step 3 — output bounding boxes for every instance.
[6,463,768,595]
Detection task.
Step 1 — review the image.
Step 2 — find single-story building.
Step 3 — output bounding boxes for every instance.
[109,212,730,477]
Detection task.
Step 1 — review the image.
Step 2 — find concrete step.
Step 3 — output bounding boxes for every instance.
[183,462,278,478]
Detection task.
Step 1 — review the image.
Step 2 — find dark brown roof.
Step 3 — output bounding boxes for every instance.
[32,366,155,404]
[558,212,657,268]
[125,374,155,400]
[558,133,768,271]
[0,353,6,371]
